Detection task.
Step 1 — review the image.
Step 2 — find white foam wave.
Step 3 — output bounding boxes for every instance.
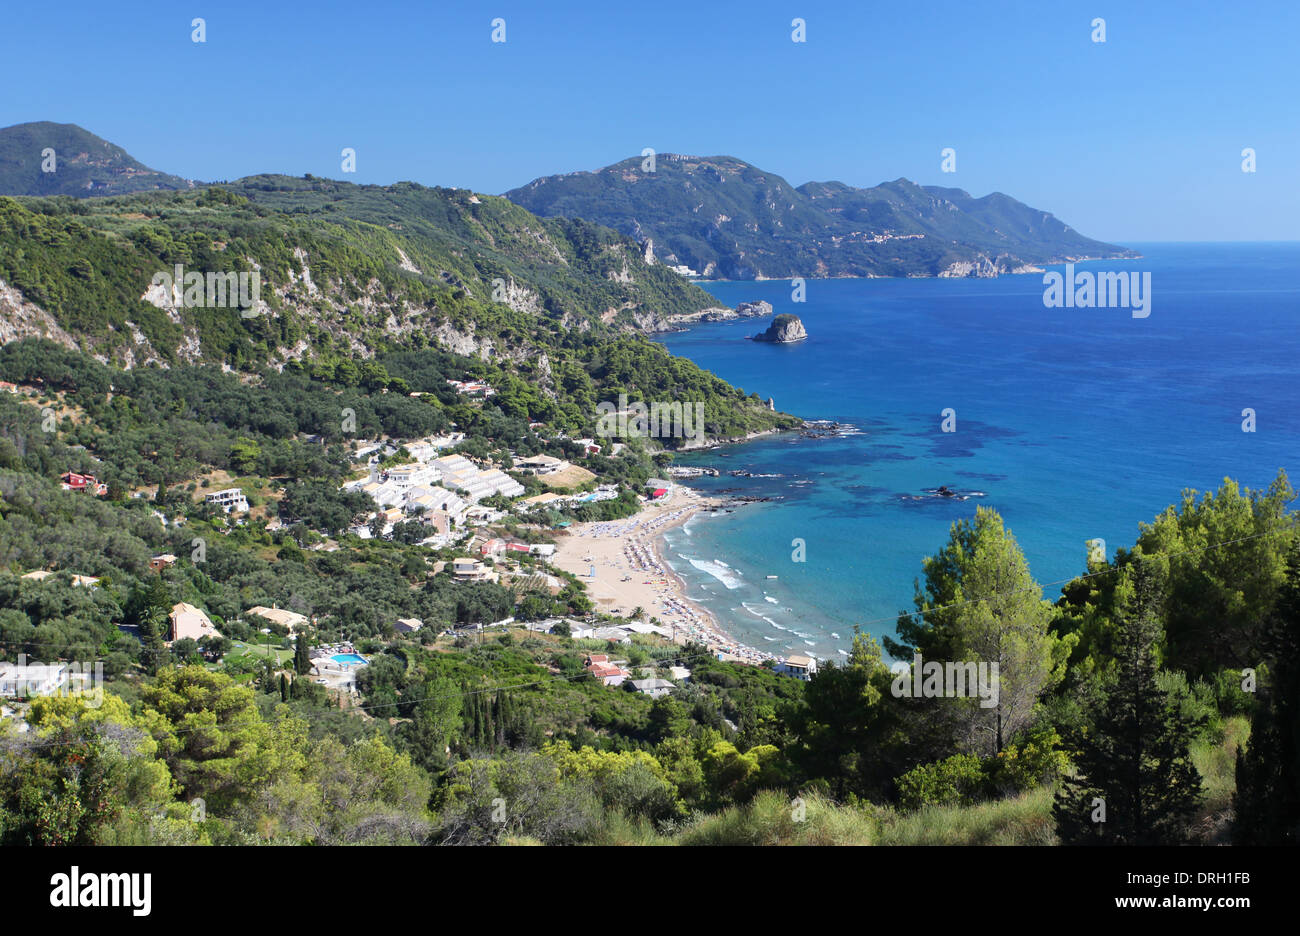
[688,558,743,589]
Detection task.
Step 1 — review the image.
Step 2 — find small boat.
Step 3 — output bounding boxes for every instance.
[766,575,778,580]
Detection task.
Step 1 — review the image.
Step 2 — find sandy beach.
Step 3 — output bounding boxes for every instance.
[550,486,769,664]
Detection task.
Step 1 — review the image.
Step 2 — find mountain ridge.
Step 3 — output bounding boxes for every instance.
[505,153,1135,280]
[0,121,195,197]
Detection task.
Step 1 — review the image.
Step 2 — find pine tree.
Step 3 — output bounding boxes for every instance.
[1055,564,1205,844]
[885,508,1065,754]
[1234,543,1300,844]
[293,635,311,676]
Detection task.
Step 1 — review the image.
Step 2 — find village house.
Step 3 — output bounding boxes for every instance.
[583,654,630,687]
[0,662,71,699]
[394,618,424,634]
[630,678,676,699]
[480,537,537,559]
[512,454,569,476]
[168,602,217,644]
[774,655,818,681]
[60,471,108,496]
[452,558,499,583]
[245,606,310,634]
[520,491,566,510]
[149,554,178,572]
[19,570,98,588]
[446,379,496,397]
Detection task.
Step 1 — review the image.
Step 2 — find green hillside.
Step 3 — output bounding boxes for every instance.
[0,175,790,442]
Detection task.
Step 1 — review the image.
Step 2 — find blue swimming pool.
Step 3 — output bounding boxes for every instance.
[332,653,367,665]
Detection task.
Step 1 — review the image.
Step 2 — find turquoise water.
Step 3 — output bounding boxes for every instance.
[656,244,1300,661]
[332,653,368,665]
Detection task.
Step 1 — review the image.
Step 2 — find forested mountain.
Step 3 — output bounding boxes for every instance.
[506,154,1136,279]
[0,173,790,441]
[0,122,194,197]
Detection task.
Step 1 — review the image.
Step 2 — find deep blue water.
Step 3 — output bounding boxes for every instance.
[654,244,1300,662]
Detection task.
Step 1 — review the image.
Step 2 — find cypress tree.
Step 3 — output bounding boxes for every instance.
[1234,543,1300,844]
[1055,563,1205,844]
[495,690,511,749]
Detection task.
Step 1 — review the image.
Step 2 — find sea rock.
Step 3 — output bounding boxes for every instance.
[752,313,807,343]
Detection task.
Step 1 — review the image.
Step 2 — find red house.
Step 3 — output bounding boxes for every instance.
[60,472,108,496]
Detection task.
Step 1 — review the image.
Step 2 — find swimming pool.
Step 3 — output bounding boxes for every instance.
[331,653,368,666]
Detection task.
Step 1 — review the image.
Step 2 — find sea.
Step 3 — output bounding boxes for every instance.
[653,243,1300,662]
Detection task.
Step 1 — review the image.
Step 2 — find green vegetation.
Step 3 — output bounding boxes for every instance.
[1,461,1290,844]
[0,177,795,443]
[0,130,1288,846]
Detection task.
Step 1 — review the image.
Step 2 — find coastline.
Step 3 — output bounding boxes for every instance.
[550,484,769,664]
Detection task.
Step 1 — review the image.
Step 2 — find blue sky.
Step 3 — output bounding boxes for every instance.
[2,0,1296,242]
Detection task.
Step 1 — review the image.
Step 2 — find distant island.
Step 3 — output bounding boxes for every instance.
[752,314,808,344]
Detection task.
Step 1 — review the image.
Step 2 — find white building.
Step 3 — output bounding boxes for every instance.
[407,486,468,525]
[774,655,818,681]
[205,488,249,514]
[432,455,524,503]
[630,678,676,699]
[245,606,309,633]
[383,463,442,490]
[452,558,499,582]
[0,662,70,698]
[513,454,568,476]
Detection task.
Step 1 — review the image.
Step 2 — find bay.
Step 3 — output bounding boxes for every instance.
[654,243,1300,661]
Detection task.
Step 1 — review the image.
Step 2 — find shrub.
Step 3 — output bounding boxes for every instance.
[896,753,985,811]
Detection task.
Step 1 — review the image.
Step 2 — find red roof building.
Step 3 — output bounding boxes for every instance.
[583,653,629,686]
[61,472,108,496]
